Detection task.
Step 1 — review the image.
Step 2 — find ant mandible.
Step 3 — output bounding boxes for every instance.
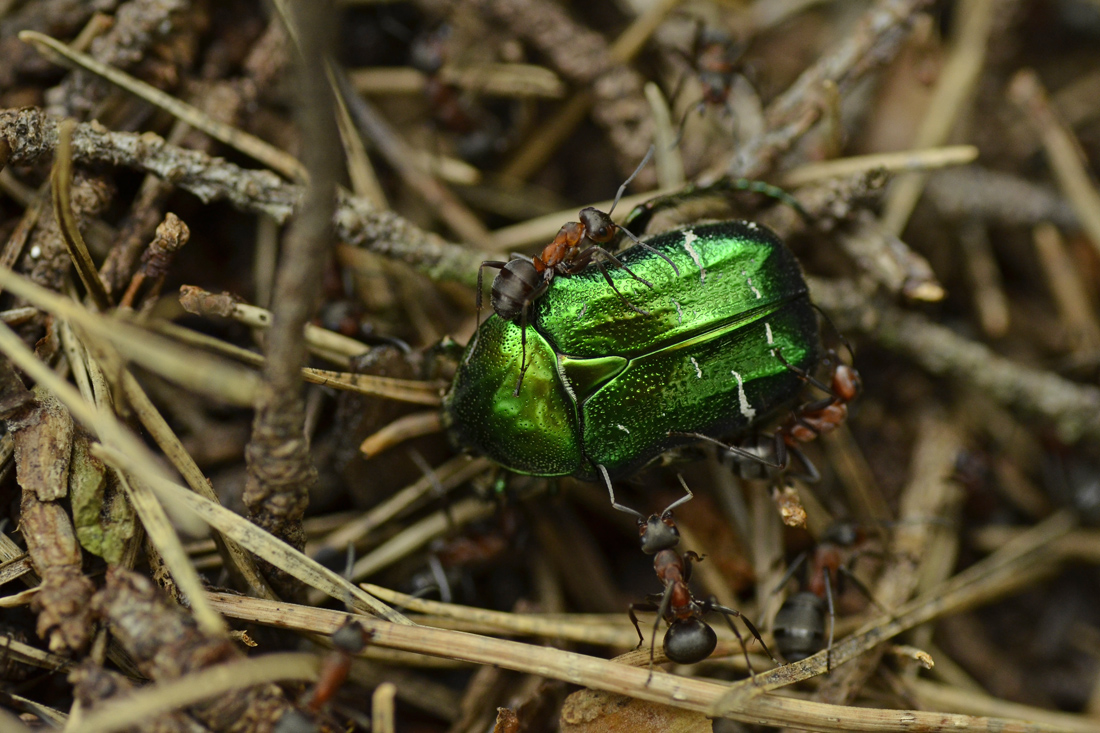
[470,147,680,396]
[604,474,775,681]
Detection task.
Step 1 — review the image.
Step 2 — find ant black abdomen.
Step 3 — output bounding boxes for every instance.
[772,591,826,662]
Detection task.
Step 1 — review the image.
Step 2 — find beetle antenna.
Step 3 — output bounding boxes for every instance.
[599,464,646,521]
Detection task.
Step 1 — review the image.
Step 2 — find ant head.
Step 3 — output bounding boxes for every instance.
[663,617,717,664]
[639,512,680,554]
[331,620,368,654]
[578,207,617,244]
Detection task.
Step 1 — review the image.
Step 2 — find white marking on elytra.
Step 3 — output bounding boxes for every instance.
[746,221,759,231]
[765,322,774,345]
[616,424,630,434]
[682,230,705,283]
[671,299,684,325]
[743,269,761,299]
[577,303,587,320]
[690,357,703,379]
[731,370,756,420]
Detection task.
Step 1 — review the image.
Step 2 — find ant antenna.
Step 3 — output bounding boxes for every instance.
[599,464,645,521]
[607,145,655,219]
[811,303,857,363]
[664,474,695,515]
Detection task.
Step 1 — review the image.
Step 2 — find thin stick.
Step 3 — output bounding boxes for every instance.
[1011,69,1100,265]
[91,443,411,625]
[879,0,996,235]
[205,578,1081,733]
[19,31,306,181]
[781,145,979,186]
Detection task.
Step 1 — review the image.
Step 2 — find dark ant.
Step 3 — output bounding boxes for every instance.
[300,620,370,713]
[470,148,680,396]
[677,346,862,485]
[772,522,885,669]
[605,476,774,681]
[668,23,744,146]
[410,25,505,162]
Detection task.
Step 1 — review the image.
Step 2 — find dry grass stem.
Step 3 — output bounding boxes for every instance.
[18,32,306,181]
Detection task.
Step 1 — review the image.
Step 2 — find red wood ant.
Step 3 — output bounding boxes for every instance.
[605,476,774,681]
[470,148,680,395]
[301,620,370,713]
[668,23,745,146]
[772,522,884,669]
[675,347,862,484]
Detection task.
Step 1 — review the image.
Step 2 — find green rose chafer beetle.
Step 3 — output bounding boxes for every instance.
[442,212,822,482]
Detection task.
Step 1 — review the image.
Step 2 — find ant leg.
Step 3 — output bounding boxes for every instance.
[704,599,752,676]
[467,261,507,362]
[707,599,777,673]
[811,303,858,364]
[836,565,891,617]
[598,464,646,521]
[512,303,531,397]
[510,279,551,396]
[648,587,675,684]
[669,98,706,150]
[628,601,659,648]
[773,347,839,399]
[585,245,654,288]
[785,444,821,484]
[771,551,809,595]
[823,573,836,673]
[668,430,785,471]
[594,260,651,316]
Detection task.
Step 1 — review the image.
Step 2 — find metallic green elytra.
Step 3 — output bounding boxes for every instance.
[442,220,821,480]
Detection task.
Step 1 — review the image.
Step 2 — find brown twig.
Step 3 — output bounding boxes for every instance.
[809,278,1100,444]
[241,2,340,598]
[724,0,932,180]
[1009,68,1100,263]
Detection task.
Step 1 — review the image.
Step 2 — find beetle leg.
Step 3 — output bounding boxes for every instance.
[467,261,507,363]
